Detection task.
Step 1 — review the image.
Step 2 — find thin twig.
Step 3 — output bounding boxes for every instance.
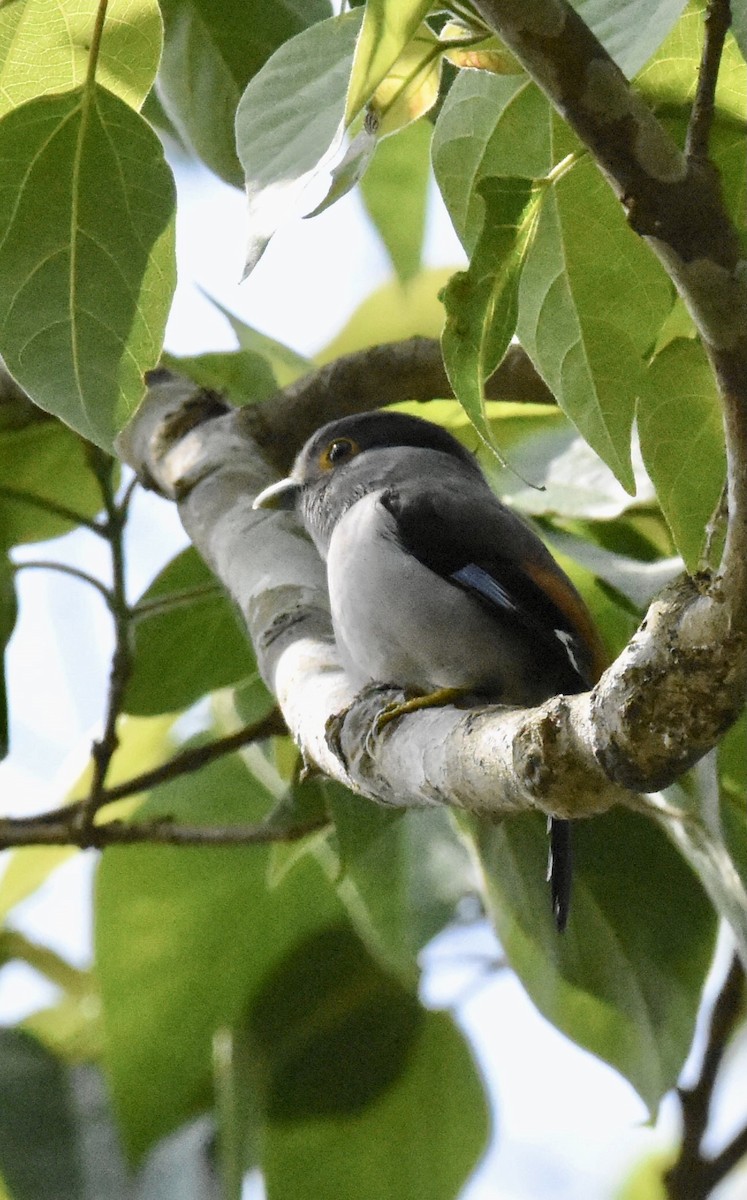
[11,560,113,606]
[665,952,746,1199]
[0,813,329,850]
[75,455,134,837]
[686,0,732,161]
[0,486,102,533]
[10,711,288,829]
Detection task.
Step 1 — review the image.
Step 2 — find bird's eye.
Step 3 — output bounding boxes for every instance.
[320,437,358,469]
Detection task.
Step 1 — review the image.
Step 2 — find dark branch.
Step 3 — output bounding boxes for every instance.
[10,711,287,830]
[239,338,555,472]
[75,453,135,837]
[686,0,732,161]
[665,953,746,1199]
[0,812,329,850]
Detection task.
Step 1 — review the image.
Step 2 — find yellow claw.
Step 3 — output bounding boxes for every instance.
[373,686,469,735]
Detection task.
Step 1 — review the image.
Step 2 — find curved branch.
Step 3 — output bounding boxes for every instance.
[116,376,746,817]
[665,952,746,1199]
[239,338,556,473]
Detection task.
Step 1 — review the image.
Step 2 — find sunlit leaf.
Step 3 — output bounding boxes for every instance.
[157,0,331,186]
[0,420,104,547]
[236,11,363,274]
[360,117,431,282]
[0,88,176,449]
[202,296,311,386]
[369,22,442,136]
[638,339,726,571]
[573,0,689,75]
[517,120,673,489]
[345,0,432,124]
[161,349,278,406]
[317,268,454,364]
[0,715,174,920]
[442,177,542,451]
[0,0,163,115]
[432,71,552,255]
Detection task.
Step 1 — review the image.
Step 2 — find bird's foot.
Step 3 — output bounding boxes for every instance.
[373,686,468,736]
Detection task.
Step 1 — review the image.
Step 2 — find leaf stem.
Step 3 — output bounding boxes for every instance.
[686,0,732,161]
[11,560,113,607]
[86,0,110,91]
[0,486,102,533]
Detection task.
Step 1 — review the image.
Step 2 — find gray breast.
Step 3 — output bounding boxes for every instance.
[325,491,548,704]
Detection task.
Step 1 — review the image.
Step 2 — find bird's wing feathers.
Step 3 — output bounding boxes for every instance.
[381,482,605,689]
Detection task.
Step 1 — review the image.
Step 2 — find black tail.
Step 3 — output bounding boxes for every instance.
[548,818,573,932]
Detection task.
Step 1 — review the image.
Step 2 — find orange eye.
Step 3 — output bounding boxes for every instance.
[320,437,359,469]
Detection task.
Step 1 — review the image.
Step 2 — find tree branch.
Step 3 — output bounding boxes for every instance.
[238,338,556,473]
[9,710,288,830]
[75,453,135,837]
[116,375,747,811]
[468,0,747,605]
[0,812,329,850]
[686,0,732,161]
[665,952,746,1199]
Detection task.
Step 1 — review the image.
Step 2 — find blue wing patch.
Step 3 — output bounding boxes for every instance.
[450,563,519,616]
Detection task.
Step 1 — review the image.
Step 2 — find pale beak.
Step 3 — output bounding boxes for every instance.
[252,476,301,511]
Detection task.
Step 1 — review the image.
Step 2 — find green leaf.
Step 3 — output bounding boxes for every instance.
[125,548,257,716]
[0,87,176,450]
[96,752,346,1161]
[719,712,747,893]
[574,0,689,76]
[318,267,453,364]
[0,554,17,757]
[733,0,747,63]
[432,71,552,254]
[517,119,673,490]
[656,759,747,966]
[324,785,477,984]
[636,1,746,123]
[360,117,431,282]
[0,0,163,115]
[261,1007,489,1200]
[345,0,432,123]
[203,297,312,386]
[638,339,726,571]
[236,10,363,273]
[306,125,378,220]
[442,177,542,451]
[157,0,331,186]
[469,807,716,1113]
[0,1029,83,1200]
[249,923,423,1121]
[367,20,442,136]
[0,419,104,547]
[161,349,278,405]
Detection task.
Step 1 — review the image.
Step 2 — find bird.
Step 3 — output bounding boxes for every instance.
[253,409,607,931]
